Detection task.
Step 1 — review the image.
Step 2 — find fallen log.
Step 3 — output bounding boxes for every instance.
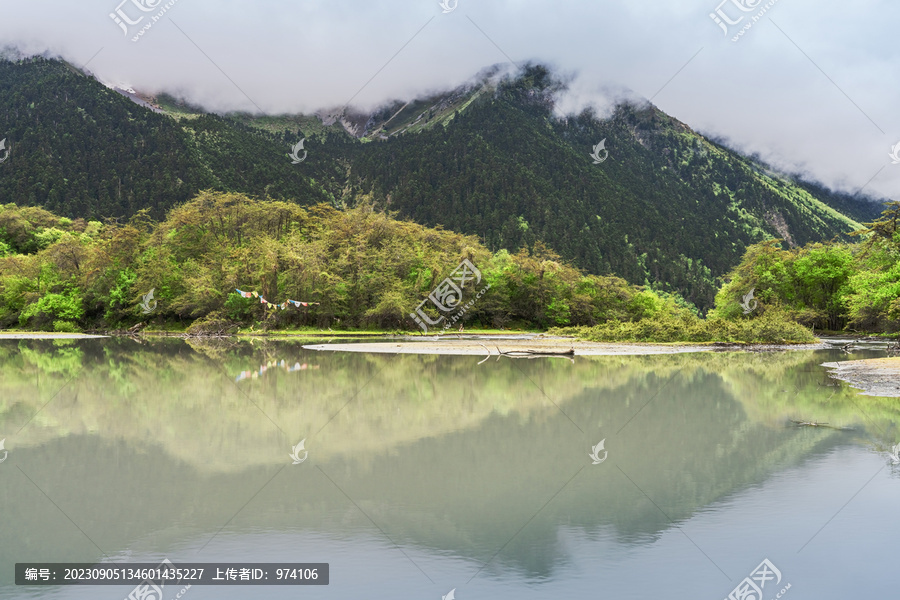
[496,346,575,357]
[790,419,853,431]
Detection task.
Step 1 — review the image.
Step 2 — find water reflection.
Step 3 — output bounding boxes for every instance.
[1,338,898,595]
[234,360,319,383]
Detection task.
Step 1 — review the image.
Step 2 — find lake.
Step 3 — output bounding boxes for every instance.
[1,337,899,599]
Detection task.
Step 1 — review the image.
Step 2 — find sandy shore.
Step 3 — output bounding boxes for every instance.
[303,336,825,357]
[822,357,900,397]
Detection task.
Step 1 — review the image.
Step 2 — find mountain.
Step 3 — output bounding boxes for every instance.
[0,57,338,218]
[0,58,885,309]
[331,65,881,307]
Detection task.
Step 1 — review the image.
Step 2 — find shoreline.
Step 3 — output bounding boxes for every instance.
[0,330,829,354]
[303,337,828,356]
[0,332,108,339]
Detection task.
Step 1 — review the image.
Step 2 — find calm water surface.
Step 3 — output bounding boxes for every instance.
[1,338,899,599]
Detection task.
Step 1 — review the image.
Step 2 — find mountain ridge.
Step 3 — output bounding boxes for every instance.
[0,57,886,309]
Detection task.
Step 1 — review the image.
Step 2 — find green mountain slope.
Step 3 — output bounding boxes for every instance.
[0,58,336,217]
[0,58,213,216]
[341,65,875,308]
[0,59,883,310]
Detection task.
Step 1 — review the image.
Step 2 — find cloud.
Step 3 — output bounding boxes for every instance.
[0,0,897,199]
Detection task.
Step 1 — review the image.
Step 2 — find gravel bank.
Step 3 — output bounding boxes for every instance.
[304,336,825,357]
[822,357,900,397]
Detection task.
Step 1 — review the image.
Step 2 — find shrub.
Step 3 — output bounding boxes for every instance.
[223,292,254,322]
[185,312,238,336]
[52,320,80,333]
[554,308,814,344]
[19,290,84,329]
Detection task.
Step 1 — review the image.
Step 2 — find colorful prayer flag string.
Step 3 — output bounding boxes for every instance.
[234,289,320,308]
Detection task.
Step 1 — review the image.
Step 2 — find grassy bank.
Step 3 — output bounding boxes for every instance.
[551,309,816,344]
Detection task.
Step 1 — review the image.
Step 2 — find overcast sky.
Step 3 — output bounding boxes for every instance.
[1,0,897,200]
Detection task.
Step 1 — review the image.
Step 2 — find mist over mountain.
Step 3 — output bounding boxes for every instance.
[0,58,885,309]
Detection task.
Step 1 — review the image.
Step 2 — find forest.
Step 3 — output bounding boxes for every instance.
[0,192,897,342]
[0,191,666,334]
[0,59,884,313]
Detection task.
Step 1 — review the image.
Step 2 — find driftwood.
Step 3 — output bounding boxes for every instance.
[477,344,491,365]
[86,322,147,337]
[790,419,853,431]
[817,378,840,387]
[495,346,574,362]
[476,345,576,364]
[496,346,574,357]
